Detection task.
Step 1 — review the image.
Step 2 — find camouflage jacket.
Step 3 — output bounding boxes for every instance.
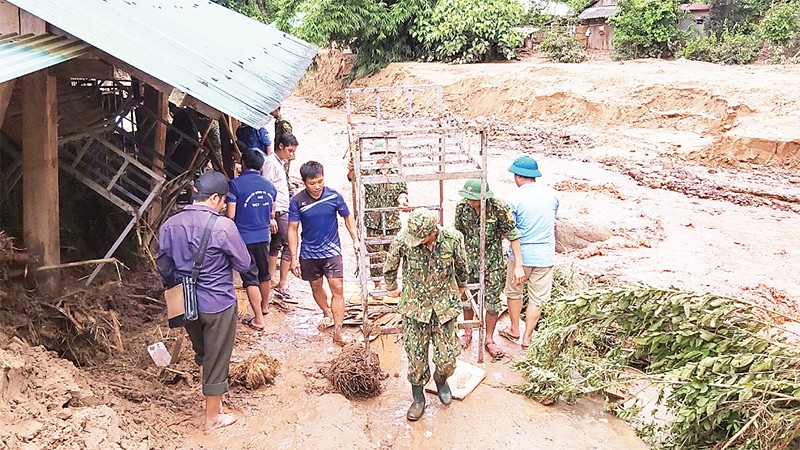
[454,197,520,276]
[274,115,293,140]
[384,227,468,324]
[363,170,408,231]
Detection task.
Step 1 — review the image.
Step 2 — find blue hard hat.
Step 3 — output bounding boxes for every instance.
[508,156,542,178]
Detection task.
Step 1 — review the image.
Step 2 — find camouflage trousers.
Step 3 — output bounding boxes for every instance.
[366,227,400,278]
[463,266,506,315]
[403,313,460,386]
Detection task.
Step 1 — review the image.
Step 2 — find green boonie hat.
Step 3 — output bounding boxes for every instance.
[458,178,493,200]
[403,208,438,247]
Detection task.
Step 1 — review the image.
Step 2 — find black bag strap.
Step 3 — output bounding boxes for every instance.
[191,213,219,281]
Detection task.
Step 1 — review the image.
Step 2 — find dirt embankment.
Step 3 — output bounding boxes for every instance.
[306,55,800,169]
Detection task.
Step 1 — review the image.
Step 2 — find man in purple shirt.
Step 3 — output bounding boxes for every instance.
[157,171,250,431]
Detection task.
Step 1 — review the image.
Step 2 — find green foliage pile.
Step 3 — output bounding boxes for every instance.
[514,285,800,449]
[539,28,589,63]
[681,30,761,64]
[609,0,684,59]
[412,0,524,63]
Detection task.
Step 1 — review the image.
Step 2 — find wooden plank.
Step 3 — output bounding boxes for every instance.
[22,68,60,294]
[0,79,14,129]
[0,1,19,35]
[424,359,486,400]
[18,9,44,34]
[143,84,167,226]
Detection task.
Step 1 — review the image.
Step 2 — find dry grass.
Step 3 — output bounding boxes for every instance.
[230,353,280,390]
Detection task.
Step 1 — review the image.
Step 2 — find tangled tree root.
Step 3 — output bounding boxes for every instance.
[326,343,386,399]
[230,353,280,389]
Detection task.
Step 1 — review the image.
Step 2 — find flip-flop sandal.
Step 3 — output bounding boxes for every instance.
[498,327,520,343]
[460,332,473,349]
[205,413,237,431]
[484,342,505,359]
[317,316,334,331]
[241,316,265,331]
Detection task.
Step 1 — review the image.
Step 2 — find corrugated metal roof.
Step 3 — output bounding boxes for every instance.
[578,5,617,19]
[8,0,318,128]
[0,32,91,83]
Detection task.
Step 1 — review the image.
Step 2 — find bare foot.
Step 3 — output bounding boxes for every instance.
[460,331,473,349]
[204,413,237,431]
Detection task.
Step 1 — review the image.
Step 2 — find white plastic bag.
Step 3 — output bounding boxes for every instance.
[147,341,172,367]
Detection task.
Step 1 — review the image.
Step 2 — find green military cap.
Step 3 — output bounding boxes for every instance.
[403,208,438,247]
[458,178,493,200]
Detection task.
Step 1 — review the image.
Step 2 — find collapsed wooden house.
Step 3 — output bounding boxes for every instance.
[0,0,317,293]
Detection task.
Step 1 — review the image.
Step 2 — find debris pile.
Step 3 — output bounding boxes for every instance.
[515,285,800,449]
[326,343,386,399]
[230,353,280,390]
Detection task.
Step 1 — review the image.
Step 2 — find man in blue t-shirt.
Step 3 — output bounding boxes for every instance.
[287,161,359,346]
[502,155,559,349]
[227,150,278,331]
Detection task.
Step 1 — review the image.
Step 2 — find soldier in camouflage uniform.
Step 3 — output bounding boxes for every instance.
[347,144,409,288]
[453,179,524,359]
[384,208,468,421]
[271,106,294,177]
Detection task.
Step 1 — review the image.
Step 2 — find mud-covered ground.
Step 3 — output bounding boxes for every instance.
[3,56,800,449]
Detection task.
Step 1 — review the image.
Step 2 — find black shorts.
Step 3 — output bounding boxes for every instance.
[299,255,343,281]
[241,242,271,287]
[269,211,290,261]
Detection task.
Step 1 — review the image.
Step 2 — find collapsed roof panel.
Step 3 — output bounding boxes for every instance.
[8,0,318,127]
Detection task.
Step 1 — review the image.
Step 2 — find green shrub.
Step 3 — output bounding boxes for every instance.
[540,28,589,63]
[681,30,761,64]
[759,3,800,46]
[413,0,525,63]
[609,0,684,59]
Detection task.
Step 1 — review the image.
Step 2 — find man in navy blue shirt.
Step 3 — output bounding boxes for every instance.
[227,150,278,331]
[236,124,272,154]
[288,161,359,346]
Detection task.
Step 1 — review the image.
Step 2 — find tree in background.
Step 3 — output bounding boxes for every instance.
[412,0,525,63]
[212,0,276,22]
[609,0,684,59]
[273,0,525,76]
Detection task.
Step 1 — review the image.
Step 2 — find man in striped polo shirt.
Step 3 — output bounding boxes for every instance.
[287,161,359,346]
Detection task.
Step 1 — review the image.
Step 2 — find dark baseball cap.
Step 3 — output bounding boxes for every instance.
[192,171,229,200]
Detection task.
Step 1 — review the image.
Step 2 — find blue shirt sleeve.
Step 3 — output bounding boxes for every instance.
[258,127,272,148]
[288,196,300,223]
[265,180,277,204]
[335,190,350,217]
[226,180,238,203]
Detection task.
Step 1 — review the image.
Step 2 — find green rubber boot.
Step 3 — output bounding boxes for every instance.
[433,372,452,405]
[407,385,426,421]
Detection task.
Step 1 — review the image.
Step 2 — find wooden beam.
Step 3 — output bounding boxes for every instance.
[143,84,167,233]
[52,58,115,79]
[0,79,14,129]
[22,68,60,294]
[18,8,44,34]
[0,1,19,34]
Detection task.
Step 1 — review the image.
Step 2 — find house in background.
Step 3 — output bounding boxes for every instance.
[679,3,712,34]
[578,0,617,50]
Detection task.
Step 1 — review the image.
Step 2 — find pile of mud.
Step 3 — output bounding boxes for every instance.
[0,334,153,449]
[301,56,800,170]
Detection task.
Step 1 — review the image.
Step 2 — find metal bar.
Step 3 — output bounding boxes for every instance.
[477,129,488,364]
[361,170,483,184]
[354,137,371,349]
[344,85,443,94]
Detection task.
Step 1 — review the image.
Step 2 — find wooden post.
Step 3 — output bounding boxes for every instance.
[143,84,167,224]
[0,80,14,130]
[22,69,60,294]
